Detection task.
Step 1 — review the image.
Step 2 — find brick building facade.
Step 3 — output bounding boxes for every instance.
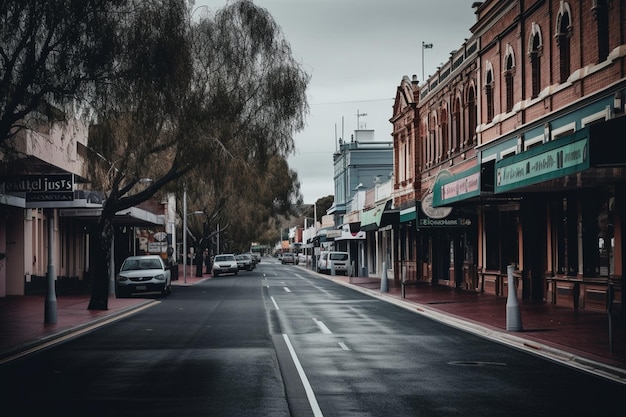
[392,0,625,315]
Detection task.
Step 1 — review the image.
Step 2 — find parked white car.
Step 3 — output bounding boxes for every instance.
[212,254,239,277]
[116,255,172,297]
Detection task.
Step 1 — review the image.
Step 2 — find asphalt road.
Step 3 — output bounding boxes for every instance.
[1,259,623,417]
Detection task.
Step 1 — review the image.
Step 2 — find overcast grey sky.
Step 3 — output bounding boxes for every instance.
[195,0,477,204]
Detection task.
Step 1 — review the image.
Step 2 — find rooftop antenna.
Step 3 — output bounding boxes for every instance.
[355,109,367,129]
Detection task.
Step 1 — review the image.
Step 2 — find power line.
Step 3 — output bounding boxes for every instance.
[310,97,393,106]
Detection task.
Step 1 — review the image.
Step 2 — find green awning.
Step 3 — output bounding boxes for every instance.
[495,128,590,193]
[433,165,481,206]
[400,207,416,223]
[360,202,386,231]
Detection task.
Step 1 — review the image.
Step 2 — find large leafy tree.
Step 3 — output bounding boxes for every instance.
[180,151,302,262]
[2,0,309,309]
[85,0,309,309]
[0,0,123,147]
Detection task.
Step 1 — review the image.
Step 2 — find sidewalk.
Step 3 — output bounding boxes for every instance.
[1,264,624,384]
[326,273,626,384]
[0,265,209,363]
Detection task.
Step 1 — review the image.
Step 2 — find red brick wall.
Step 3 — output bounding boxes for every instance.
[478,0,624,146]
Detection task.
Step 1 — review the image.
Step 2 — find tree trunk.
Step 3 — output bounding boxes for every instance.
[88,211,115,310]
[195,250,203,277]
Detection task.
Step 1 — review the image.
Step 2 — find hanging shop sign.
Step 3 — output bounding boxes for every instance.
[417,192,474,228]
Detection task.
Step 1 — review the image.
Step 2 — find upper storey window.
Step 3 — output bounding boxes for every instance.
[528,23,543,99]
[440,105,449,158]
[556,3,572,84]
[504,45,515,112]
[592,0,609,62]
[485,66,494,123]
[467,86,476,145]
[453,96,461,151]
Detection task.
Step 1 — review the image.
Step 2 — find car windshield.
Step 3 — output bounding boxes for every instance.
[330,253,348,261]
[122,258,162,271]
[215,255,234,262]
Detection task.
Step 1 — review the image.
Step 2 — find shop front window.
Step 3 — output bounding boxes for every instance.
[555,196,578,276]
[484,210,518,271]
[595,191,614,277]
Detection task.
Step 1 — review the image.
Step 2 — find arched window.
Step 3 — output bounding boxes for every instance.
[453,96,461,151]
[467,86,476,145]
[504,45,515,112]
[528,23,543,99]
[440,105,449,159]
[430,114,437,165]
[485,67,494,123]
[593,0,609,62]
[556,3,572,83]
[420,119,428,170]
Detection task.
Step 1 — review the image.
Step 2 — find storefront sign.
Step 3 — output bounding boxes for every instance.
[3,174,74,202]
[417,192,473,228]
[441,171,480,202]
[495,137,589,193]
[421,192,452,219]
[417,192,474,228]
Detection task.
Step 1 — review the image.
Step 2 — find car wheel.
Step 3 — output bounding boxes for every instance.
[213,272,219,277]
[235,270,239,275]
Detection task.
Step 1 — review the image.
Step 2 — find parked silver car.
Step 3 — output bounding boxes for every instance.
[116,255,172,297]
[212,254,239,277]
[281,252,297,264]
[235,254,254,271]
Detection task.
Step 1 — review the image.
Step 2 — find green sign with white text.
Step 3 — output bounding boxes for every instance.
[495,136,589,193]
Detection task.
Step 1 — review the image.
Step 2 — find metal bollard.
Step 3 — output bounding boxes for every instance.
[506,264,523,331]
[401,265,407,298]
[380,262,388,292]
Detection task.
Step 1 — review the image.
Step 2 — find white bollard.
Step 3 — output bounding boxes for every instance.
[506,264,523,331]
[380,262,388,292]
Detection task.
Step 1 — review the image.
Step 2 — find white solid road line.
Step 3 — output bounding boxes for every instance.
[282,334,324,417]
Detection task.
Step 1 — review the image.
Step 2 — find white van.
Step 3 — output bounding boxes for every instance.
[317,251,350,275]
